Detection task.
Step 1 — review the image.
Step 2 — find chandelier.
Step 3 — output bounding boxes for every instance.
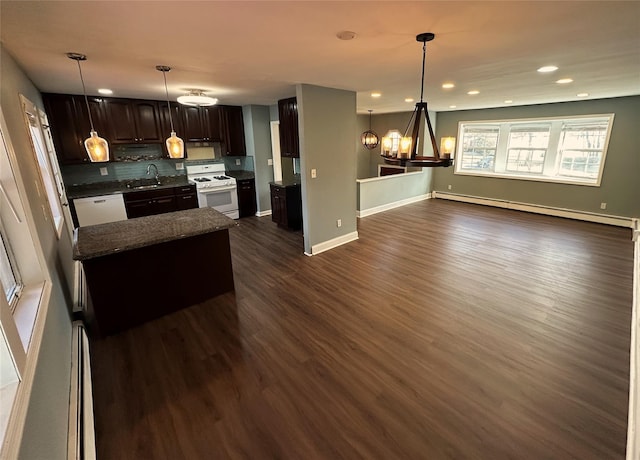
[381,33,452,167]
[361,110,379,149]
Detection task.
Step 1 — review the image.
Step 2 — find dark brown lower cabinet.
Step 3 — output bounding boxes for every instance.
[124,184,197,218]
[237,178,257,218]
[270,182,302,230]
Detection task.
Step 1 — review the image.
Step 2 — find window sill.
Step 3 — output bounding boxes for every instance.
[13,281,45,351]
[453,169,601,187]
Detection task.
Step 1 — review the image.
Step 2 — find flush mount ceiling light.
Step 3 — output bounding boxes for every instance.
[67,52,109,162]
[537,65,558,73]
[361,109,379,150]
[177,90,218,107]
[380,33,452,167]
[156,66,184,159]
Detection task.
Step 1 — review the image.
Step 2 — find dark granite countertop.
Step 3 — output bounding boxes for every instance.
[226,170,255,180]
[270,178,301,187]
[67,175,192,199]
[73,207,237,261]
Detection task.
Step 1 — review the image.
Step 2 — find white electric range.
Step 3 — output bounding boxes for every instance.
[186,163,239,219]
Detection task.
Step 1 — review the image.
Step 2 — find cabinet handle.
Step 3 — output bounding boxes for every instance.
[93,199,106,203]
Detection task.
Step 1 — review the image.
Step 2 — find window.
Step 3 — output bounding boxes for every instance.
[455,114,614,186]
[21,96,64,237]
[0,226,21,311]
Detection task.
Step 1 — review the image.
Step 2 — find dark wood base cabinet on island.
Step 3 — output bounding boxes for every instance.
[73,208,236,337]
[270,182,302,230]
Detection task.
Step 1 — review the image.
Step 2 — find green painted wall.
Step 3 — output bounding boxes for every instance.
[434,96,640,218]
[296,84,357,254]
[1,45,72,460]
[242,105,273,213]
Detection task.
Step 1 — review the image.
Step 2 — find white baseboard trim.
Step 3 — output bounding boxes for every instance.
[626,219,640,460]
[305,231,359,256]
[433,191,634,228]
[357,193,431,218]
[255,210,272,217]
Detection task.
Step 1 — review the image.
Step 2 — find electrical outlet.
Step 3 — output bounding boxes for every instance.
[447,184,452,190]
[235,159,241,165]
[100,167,108,176]
[600,202,607,210]
[311,168,317,178]
[175,162,184,170]
[267,158,273,166]
[337,219,342,228]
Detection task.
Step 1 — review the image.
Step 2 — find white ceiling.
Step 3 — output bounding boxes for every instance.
[1,1,639,114]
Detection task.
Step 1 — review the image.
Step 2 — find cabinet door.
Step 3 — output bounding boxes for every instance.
[203,106,221,142]
[270,184,285,225]
[132,100,162,142]
[125,199,153,218]
[220,106,246,156]
[42,93,89,165]
[181,106,206,141]
[175,193,198,210]
[278,97,299,158]
[151,196,177,215]
[237,178,256,217]
[104,99,137,143]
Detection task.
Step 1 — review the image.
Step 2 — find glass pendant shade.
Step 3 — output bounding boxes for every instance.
[398,136,412,158]
[440,137,456,158]
[166,131,185,158]
[85,130,109,162]
[381,130,402,157]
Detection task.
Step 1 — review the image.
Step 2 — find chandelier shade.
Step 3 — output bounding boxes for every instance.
[380,33,452,168]
[177,90,218,107]
[67,52,109,162]
[156,65,185,159]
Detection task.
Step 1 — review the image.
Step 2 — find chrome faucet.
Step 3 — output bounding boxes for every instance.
[146,163,159,182]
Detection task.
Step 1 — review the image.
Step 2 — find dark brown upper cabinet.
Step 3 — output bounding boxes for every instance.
[104,99,162,144]
[278,97,299,158]
[180,105,221,142]
[43,93,110,164]
[220,105,246,156]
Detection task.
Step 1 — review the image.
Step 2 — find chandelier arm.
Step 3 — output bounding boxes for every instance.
[423,104,440,160]
[409,103,426,158]
[76,59,95,132]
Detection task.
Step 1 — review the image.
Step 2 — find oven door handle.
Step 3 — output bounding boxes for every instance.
[197,185,237,193]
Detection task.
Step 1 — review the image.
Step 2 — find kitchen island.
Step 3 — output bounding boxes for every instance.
[73,207,237,336]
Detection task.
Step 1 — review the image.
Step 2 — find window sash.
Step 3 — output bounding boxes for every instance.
[454,114,614,186]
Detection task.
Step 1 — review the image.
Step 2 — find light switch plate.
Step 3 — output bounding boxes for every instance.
[311,168,317,178]
[267,159,273,166]
[236,159,241,165]
[176,162,184,170]
[99,167,108,176]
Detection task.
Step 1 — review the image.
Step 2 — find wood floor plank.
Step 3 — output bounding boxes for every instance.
[90,199,633,459]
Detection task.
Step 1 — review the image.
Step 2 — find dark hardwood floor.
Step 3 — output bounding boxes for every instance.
[90,199,634,459]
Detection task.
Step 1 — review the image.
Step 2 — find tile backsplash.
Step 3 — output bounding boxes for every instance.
[61,159,186,186]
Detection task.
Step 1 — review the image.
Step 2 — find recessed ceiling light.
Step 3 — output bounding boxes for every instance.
[336,31,357,40]
[97,88,113,95]
[537,65,558,73]
[371,92,381,98]
[442,83,455,89]
[504,100,513,104]
[467,90,480,95]
[577,92,589,97]
[556,78,573,84]
[405,98,414,103]
[449,105,457,109]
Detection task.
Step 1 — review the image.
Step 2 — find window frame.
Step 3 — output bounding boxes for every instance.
[453,113,615,187]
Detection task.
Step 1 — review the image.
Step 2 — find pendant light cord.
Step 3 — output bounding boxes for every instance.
[419,40,426,103]
[75,59,95,131]
[161,70,176,132]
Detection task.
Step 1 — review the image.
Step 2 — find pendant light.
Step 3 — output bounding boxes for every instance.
[67,53,109,162]
[380,33,452,168]
[156,66,185,159]
[361,109,379,150]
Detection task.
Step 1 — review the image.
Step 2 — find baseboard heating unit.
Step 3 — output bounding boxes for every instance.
[68,321,96,460]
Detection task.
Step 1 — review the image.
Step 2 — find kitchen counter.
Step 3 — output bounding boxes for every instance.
[66,175,191,199]
[225,170,254,180]
[74,207,237,336]
[73,207,236,260]
[270,176,301,187]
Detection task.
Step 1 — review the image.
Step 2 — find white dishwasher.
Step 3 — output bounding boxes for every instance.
[73,193,128,227]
